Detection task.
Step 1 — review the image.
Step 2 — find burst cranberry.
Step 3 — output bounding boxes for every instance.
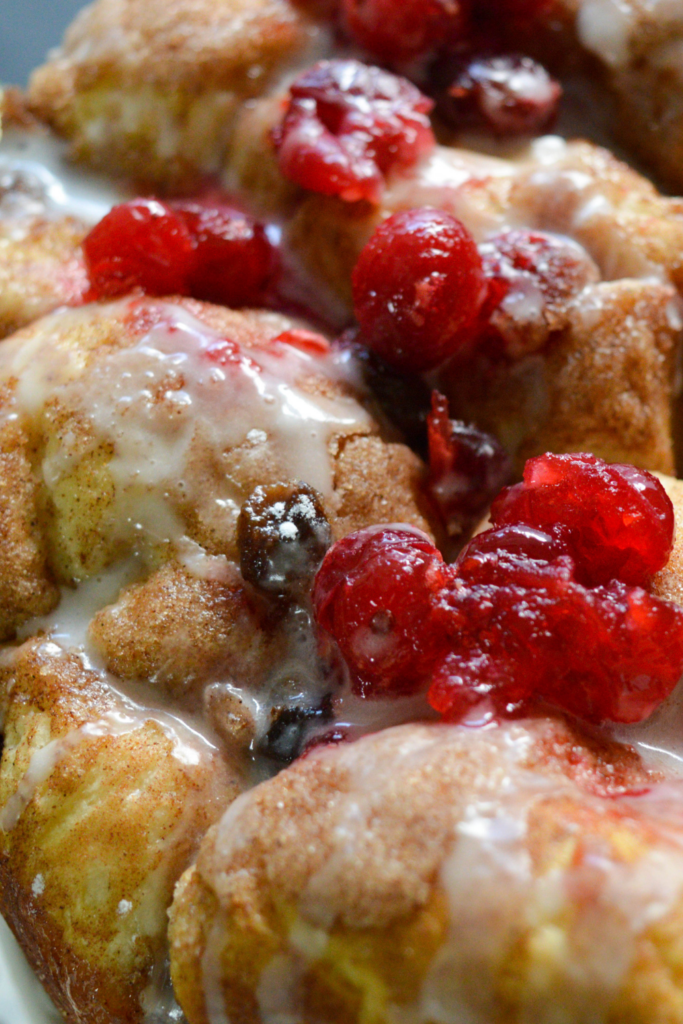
[173,203,277,307]
[313,452,683,728]
[430,535,683,725]
[428,390,511,537]
[352,208,487,372]
[312,526,447,696]
[439,54,561,137]
[342,0,469,64]
[83,199,194,298]
[491,453,675,587]
[272,60,435,204]
[479,229,598,357]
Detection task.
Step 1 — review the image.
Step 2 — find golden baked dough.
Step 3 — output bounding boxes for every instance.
[524,0,683,194]
[0,638,237,1024]
[169,715,683,1024]
[0,95,89,339]
[0,213,87,340]
[27,0,332,190]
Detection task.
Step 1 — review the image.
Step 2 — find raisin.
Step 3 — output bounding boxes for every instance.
[238,482,332,597]
[258,695,334,764]
[338,330,432,456]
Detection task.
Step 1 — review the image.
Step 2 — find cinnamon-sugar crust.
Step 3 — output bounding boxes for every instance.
[169,716,681,1024]
[0,639,238,1024]
[26,0,331,189]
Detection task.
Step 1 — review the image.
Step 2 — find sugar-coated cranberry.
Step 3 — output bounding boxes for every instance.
[238,482,332,597]
[439,54,561,137]
[312,526,447,696]
[342,0,470,64]
[428,390,511,537]
[83,199,195,299]
[478,229,598,357]
[352,208,487,372]
[272,60,435,204]
[173,203,277,307]
[491,453,675,587]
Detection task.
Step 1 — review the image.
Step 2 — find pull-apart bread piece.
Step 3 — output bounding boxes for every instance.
[0,639,234,1024]
[169,715,683,1024]
[0,295,434,1023]
[26,0,333,192]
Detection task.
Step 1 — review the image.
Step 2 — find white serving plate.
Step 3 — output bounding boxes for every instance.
[0,917,64,1024]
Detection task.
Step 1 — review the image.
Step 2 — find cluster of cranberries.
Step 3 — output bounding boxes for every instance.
[351,209,593,373]
[272,0,560,201]
[83,198,277,306]
[313,452,683,725]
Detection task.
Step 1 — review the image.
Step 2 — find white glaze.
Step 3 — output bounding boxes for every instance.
[577,0,634,68]
[1,298,373,563]
[0,126,125,223]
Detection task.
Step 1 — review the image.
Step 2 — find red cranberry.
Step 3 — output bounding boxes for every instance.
[352,208,487,372]
[83,199,195,299]
[173,203,277,307]
[479,229,598,357]
[312,526,447,696]
[491,453,675,587]
[342,0,470,64]
[439,54,561,137]
[428,390,511,537]
[272,60,435,204]
[430,546,683,725]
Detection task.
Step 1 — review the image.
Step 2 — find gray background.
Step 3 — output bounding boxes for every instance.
[1,0,86,86]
